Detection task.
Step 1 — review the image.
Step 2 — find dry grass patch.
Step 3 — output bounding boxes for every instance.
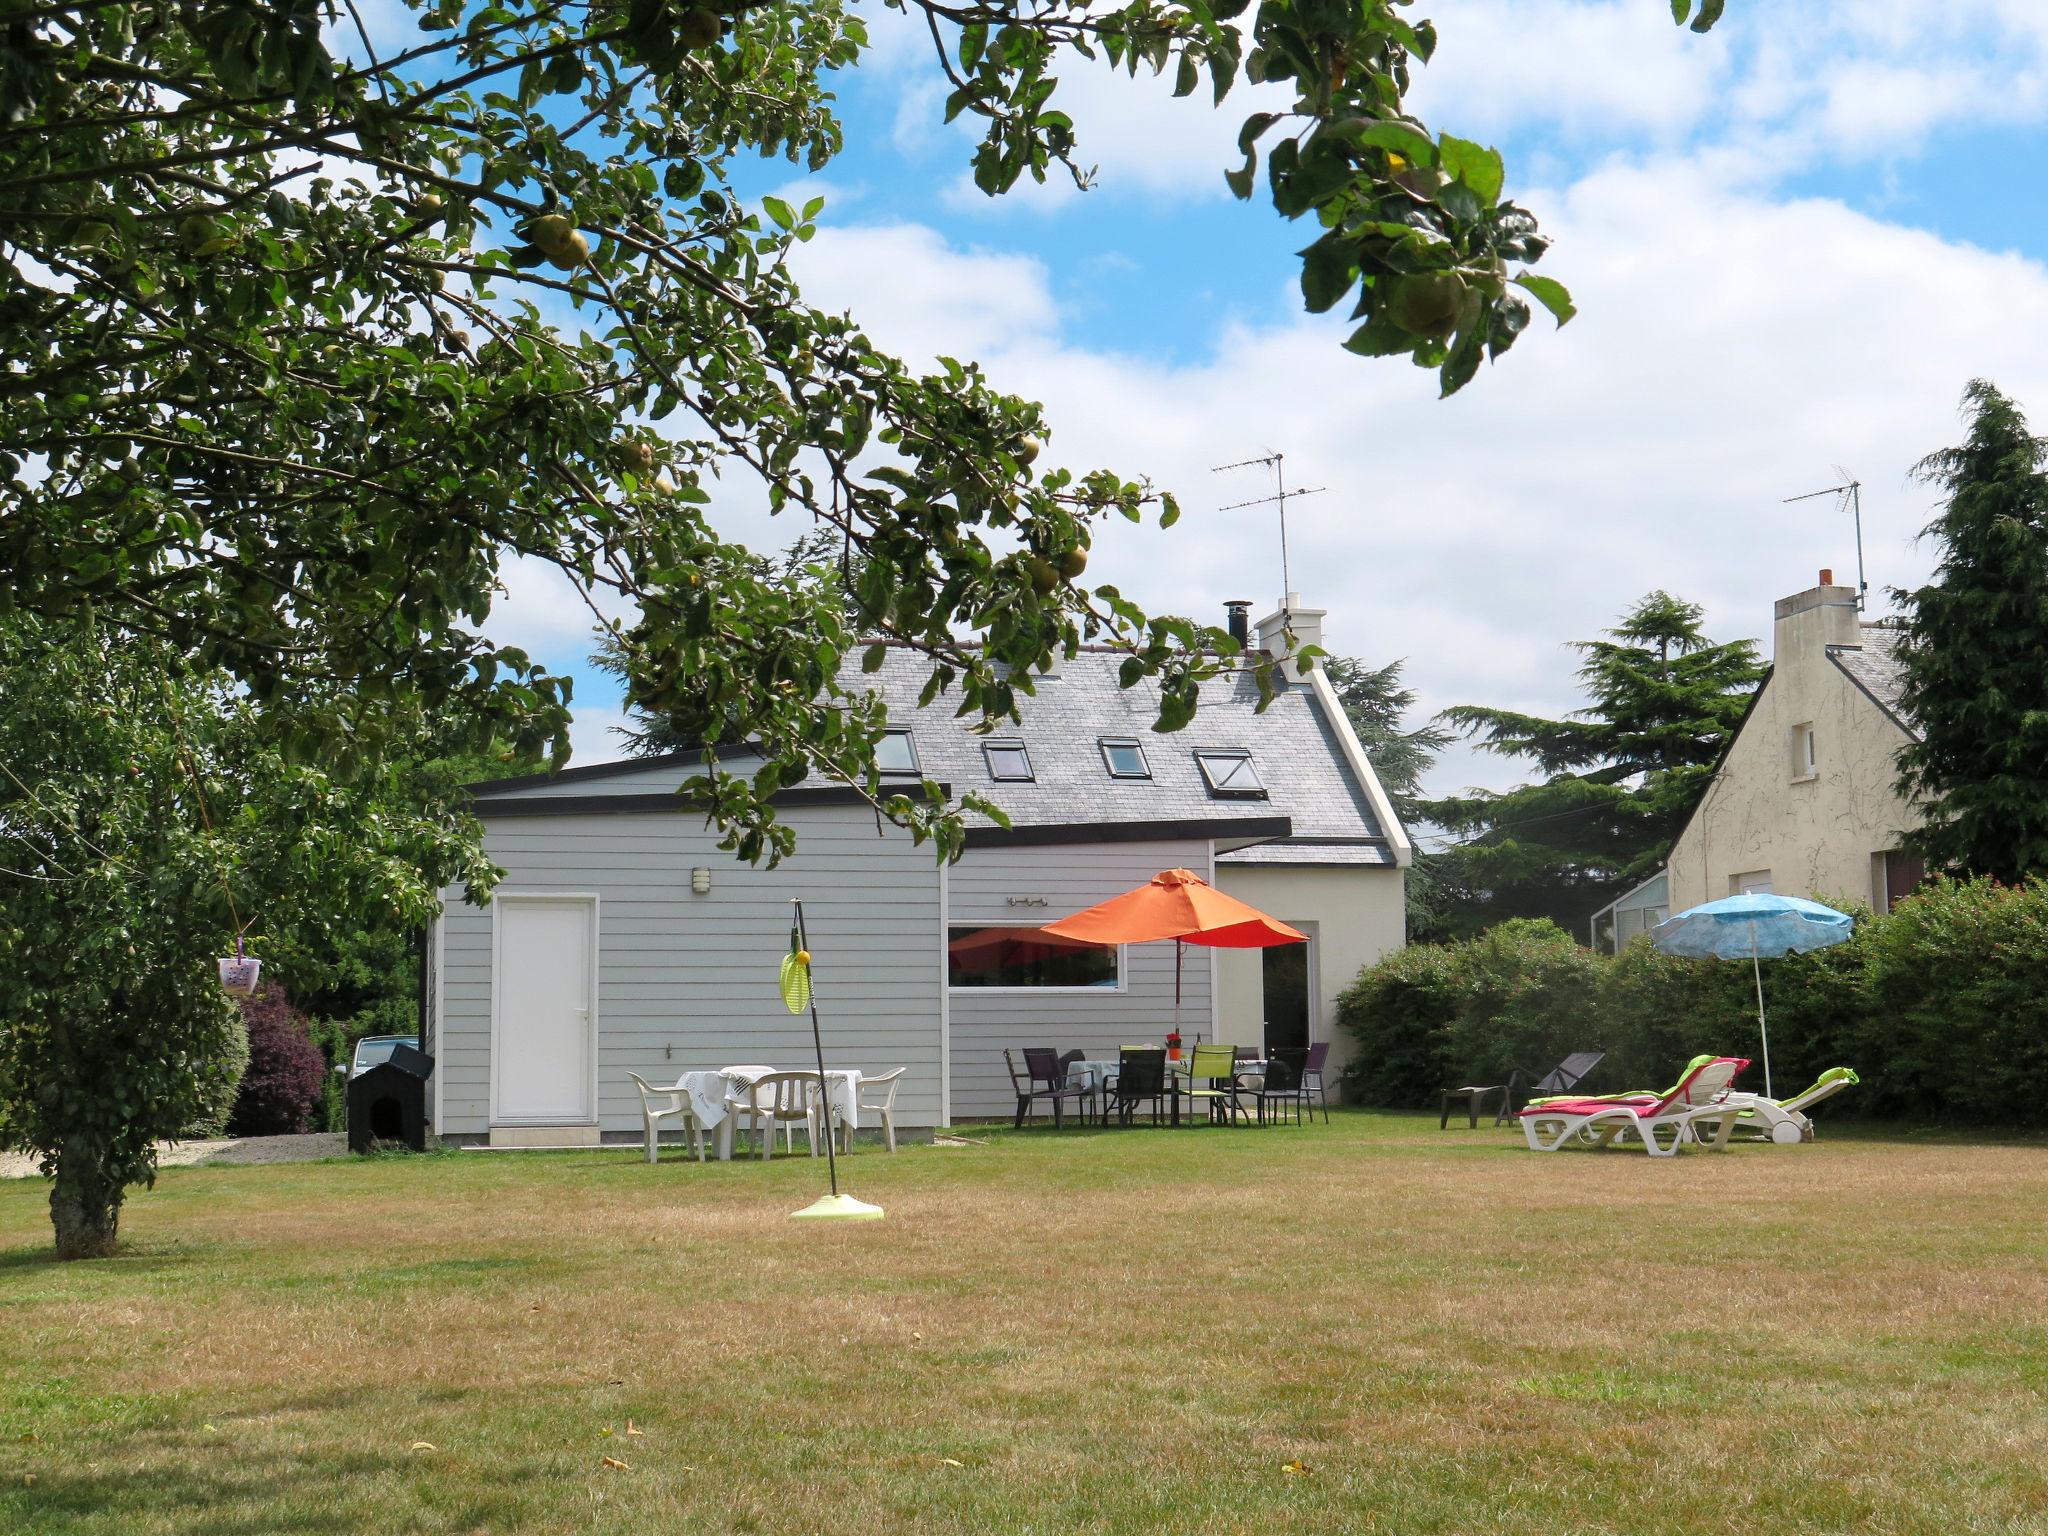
[3,1115,2046,1534]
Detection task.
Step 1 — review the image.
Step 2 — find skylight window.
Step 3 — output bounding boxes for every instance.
[983,739,1034,782]
[1195,749,1266,800]
[875,729,919,775]
[1100,739,1151,779]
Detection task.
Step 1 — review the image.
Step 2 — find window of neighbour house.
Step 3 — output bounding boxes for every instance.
[1194,749,1267,799]
[875,729,919,775]
[1791,722,1817,779]
[1099,738,1151,779]
[946,925,1120,989]
[982,739,1033,782]
[1732,870,1774,896]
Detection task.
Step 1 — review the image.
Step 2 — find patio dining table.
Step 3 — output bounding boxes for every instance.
[1064,1054,1268,1119]
[674,1065,862,1159]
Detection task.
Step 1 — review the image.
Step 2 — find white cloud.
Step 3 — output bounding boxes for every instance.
[565,703,635,767]
[769,156,2048,798]
[1414,0,2048,172]
[1411,0,1730,146]
[790,223,1060,361]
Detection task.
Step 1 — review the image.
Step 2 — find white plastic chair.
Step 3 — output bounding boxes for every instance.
[837,1067,907,1153]
[722,1071,823,1160]
[627,1072,704,1164]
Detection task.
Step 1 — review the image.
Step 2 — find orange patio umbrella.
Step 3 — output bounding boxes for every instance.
[1039,868,1305,1033]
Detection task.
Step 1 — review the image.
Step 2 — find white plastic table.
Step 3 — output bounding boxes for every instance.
[703,1065,861,1160]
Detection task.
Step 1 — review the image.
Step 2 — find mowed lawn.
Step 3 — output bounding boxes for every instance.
[3,1115,2047,1536]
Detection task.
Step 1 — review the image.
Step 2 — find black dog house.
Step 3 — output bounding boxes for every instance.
[347,1043,434,1153]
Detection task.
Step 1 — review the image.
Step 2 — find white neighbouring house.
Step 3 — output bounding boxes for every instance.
[428,596,1411,1143]
[1655,571,1927,925]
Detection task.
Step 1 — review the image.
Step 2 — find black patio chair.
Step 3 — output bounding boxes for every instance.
[1247,1048,1307,1126]
[1301,1041,1332,1123]
[1109,1048,1173,1127]
[1006,1047,1090,1128]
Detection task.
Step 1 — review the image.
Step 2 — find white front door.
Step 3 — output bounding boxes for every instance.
[493,896,596,1123]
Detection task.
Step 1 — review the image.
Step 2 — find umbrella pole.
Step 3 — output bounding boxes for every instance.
[1751,928,1773,1099]
[792,899,839,1197]
[1174,937,1183,1039]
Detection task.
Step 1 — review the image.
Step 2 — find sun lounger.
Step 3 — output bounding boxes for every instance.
[1519,1056,1750,1157]
[1720,1067,1861,1144]
[1529,1059,1858,1146]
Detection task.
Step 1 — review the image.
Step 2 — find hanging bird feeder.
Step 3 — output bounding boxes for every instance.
[217,934,262,997]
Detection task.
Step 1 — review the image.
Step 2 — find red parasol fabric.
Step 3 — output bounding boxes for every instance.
[1040,869,1305,1034]
[1040,868,1306,949]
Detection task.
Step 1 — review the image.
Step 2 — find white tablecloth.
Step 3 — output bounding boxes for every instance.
[661,1065,860,1157]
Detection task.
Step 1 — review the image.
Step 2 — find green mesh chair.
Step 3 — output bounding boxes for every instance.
[1182,1042,1245,1126]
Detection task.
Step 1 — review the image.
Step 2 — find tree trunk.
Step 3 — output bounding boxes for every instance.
[50,1145,122,1260]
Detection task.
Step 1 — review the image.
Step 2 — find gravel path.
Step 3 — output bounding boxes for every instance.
[0,1132,346,1180]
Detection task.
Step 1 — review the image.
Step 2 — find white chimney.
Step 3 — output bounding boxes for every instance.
[1773,568,1860,661]
[1254,592,1326,683]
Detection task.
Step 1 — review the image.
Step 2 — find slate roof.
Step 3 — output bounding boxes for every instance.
[1828,623,1918,739]
[856,646,1396,867]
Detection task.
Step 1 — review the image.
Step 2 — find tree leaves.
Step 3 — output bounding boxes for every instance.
[1670,0,1728,32]
[1513,273,1577,326]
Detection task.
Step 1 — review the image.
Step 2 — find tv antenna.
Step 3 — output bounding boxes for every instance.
[1783,470,1866,610]
[1214,452,1326,605]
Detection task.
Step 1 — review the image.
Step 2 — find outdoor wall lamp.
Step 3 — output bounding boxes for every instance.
[690,866,712,895]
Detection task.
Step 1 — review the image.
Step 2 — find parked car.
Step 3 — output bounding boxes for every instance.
[336,1034,420,1082]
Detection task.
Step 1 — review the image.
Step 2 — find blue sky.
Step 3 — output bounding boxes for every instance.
[482,1,2048,806]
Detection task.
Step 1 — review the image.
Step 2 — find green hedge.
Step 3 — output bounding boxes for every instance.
[1336,876,2048,1126]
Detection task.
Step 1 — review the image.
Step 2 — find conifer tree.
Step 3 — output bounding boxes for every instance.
[1421,592,1765,933]
[1896,380,2048,882]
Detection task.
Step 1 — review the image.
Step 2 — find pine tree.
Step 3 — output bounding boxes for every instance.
[1421,592,1765,933]
[1896,380,2048,882]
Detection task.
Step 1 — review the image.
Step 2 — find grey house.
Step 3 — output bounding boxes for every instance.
[430,596,1410,1142]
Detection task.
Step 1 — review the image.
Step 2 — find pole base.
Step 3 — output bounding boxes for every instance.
[790,1192,884,1222]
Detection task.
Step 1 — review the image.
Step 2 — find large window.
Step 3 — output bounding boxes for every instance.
[1194,749,1267,799]
[947,925,1120,990]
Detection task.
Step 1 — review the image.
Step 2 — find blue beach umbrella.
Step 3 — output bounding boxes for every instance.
[1649,894,1854,1099]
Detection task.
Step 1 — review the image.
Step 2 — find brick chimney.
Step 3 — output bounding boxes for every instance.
[1254,592,1326,683]
[1773,569,1860,661]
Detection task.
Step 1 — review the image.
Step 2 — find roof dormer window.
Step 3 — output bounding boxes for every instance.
[983,739,1034,782]
[1099,738,1151,779]
[876,729,919,775]
[1194,749,1266,800]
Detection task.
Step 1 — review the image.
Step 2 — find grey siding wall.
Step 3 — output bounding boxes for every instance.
[439,802,943,1134]
[946,838,1214,1120]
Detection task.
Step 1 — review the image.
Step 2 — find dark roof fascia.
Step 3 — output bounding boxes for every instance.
[470,785,944,818]
[1664,667,1773,858]
[963,814,1292,850]
[465,742,749,796]
[1826,646,1921,741]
